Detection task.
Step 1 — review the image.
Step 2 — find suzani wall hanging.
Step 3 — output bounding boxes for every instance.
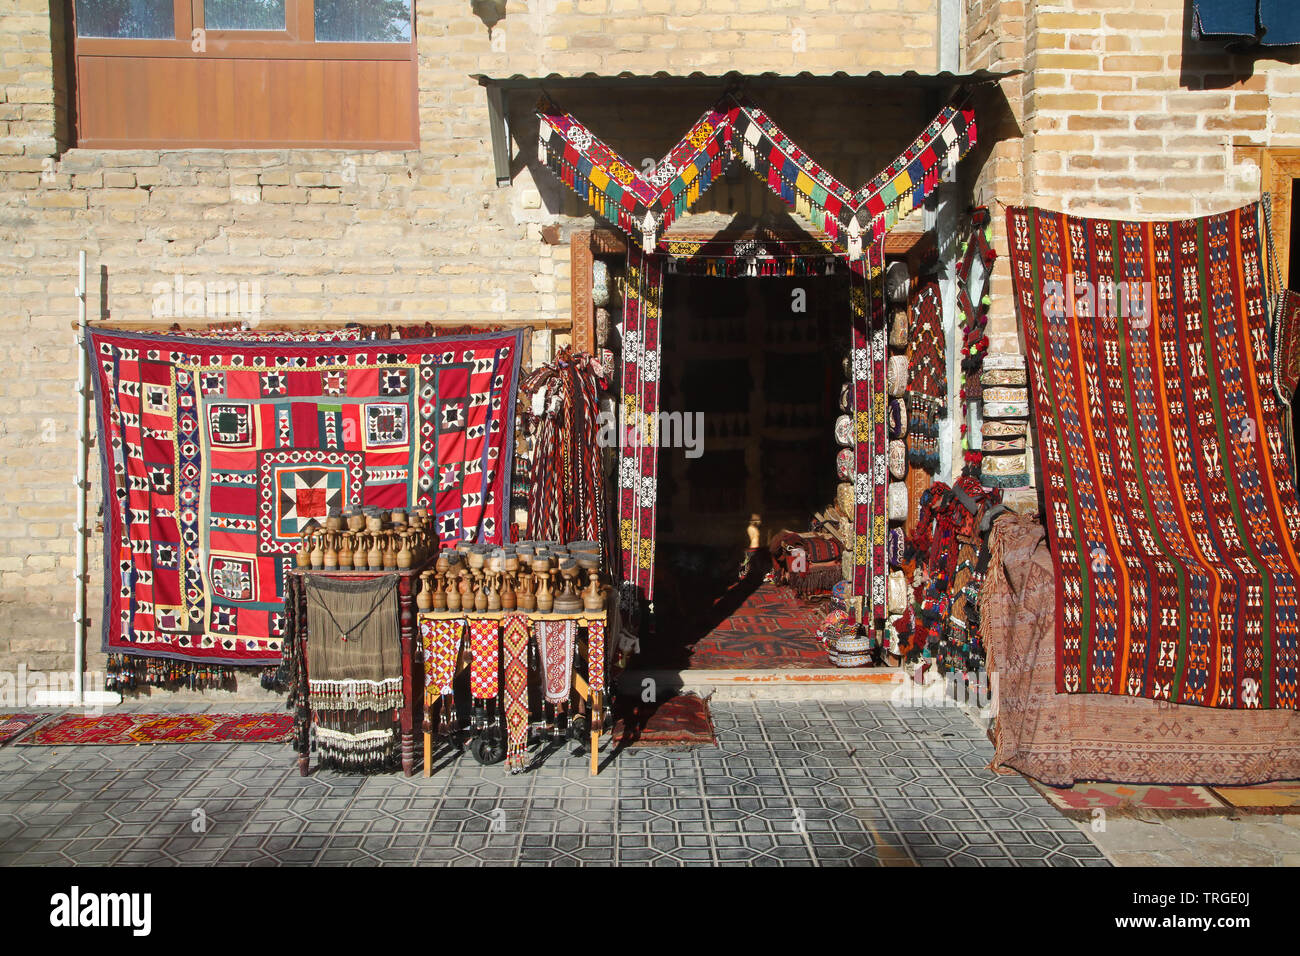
[88,327,524,666]
[1008,203,1300,710]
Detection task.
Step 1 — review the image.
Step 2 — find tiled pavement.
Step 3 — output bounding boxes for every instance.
[0,700,1108,866]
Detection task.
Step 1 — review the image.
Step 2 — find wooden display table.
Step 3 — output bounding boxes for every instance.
[417,608,609,776]
[288,562,431,777]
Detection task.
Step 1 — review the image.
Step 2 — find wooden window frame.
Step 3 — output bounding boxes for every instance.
[70,0,418,148]
[1263,148,1300,292]
[73,1,415,60]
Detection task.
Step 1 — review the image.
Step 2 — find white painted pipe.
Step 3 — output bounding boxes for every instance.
[74,249,88,706]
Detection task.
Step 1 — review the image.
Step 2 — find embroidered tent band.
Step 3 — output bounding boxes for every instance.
[303,574,403,712]
[538,91,976,264]
[1008,203,1300,710]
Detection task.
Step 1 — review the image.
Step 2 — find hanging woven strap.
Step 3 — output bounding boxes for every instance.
[423,618,464,737]
[586,620,605,695]
[537,619,575,705]
[502,613,531,773]
[469,618,500,700]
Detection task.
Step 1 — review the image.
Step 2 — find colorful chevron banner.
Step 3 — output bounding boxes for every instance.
[537,91,977,265]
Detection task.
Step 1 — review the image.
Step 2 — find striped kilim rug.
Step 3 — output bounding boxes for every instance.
[1008,203,1300,710]
[17,712,292,746]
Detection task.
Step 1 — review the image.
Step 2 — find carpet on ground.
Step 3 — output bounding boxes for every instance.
[611,693,717,748]
[1032,781,1223,818]
[1210,780,1300,813]
[0,713,48,746]
[17,712,293,746]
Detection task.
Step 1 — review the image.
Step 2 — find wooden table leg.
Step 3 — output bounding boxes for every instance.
[590,690,600,776]
[423,728,432,778]
[399,577,416,777]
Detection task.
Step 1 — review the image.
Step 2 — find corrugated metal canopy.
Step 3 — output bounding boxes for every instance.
[473,69,1017,91]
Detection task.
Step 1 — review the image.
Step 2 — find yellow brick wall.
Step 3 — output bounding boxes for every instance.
[0,0,942,678]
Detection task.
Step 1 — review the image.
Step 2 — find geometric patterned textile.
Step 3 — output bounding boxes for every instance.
[537,620,575,706]
[848,243,889,618]
[16,712,293,746]
[468,617,499,700]
[538,92,977,265]
[88,327,523,666]
[0,713,47,746]
[907,279,947,404]
[728,96,976,264]
[502,613,531,772]
[610,692,717,748]
[617,246,665,599]
[586,620,606,694]
[1008,203,1300,709]
[538,94,734,252]
[1033,781,1223,819]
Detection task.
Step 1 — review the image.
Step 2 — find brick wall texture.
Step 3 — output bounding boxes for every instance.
[0,0,1293,677]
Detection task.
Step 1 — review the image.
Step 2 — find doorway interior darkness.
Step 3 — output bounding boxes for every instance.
[639,273,848,669]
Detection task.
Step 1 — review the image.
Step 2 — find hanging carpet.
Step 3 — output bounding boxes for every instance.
[1007,203,1300,710]
[304,574,404,772]
[87,326,524,666]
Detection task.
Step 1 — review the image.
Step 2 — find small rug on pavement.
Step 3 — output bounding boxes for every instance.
[1032,780,1224,818]
[611,693,717,748]
[17,712,293,746]
[1210,781,1300,814]
[0,713,48,746]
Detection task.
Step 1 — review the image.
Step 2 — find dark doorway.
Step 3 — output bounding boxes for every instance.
[643,272,847,669]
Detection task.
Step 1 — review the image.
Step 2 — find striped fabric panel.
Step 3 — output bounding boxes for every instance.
[1008,203,1300,710]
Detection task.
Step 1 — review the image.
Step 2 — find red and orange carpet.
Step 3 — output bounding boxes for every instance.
[17,712,292,746]
[611,693,717,748]
[647,581,829,670]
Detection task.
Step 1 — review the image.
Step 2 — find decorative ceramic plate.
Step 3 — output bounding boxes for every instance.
[834,414,854,446]
[836,447,855,480]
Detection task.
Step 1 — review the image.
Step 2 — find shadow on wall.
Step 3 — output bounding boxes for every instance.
[1179,0,1300,89]
[961,80,1021,217]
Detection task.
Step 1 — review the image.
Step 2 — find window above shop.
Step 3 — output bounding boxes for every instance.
[70,0,418,149]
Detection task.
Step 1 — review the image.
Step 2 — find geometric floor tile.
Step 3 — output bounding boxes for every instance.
[0,700,1113,867]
